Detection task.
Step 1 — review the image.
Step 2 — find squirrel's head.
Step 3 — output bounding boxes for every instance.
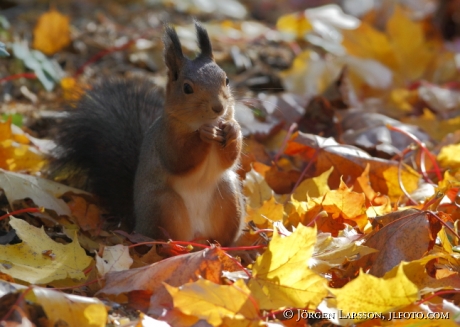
[163,22,233,129]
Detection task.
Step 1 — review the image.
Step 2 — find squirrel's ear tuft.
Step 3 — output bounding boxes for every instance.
[163,25,184,81]
[195,21,213,60]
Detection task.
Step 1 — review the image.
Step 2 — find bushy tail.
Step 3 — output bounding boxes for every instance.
[51,79,164,229]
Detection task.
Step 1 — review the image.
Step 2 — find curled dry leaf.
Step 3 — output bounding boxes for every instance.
[98,247,240,316]
[350,209,442,277]
[0,169,88,217]
[311,227,377,274]
[95,244,133,277]
[340,111,432,158]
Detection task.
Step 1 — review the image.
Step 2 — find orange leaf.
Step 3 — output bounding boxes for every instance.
[67,195,103,233]
[33,8,71,55]
[322,179,368,231]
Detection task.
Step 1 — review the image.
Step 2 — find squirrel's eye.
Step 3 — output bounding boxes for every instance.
[225,77,229,86]
[183,83,194,94]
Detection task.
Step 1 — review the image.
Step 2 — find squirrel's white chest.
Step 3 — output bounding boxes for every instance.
[171,145,223,236]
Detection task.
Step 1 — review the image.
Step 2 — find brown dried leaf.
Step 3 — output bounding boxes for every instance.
[98,247,240,316]
[351,209,441,277]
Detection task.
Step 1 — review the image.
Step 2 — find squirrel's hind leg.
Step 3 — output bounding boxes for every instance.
[208,174,245,246]
[134,187,194,241]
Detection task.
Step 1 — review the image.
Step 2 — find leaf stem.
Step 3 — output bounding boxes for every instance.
[387,124,442,181]
[0,72,37,83]
[0,207,44,221]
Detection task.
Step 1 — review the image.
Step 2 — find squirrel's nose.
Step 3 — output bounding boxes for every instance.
[212,104,224,114]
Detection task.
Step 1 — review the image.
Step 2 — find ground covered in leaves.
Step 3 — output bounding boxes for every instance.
[1,0,460,326]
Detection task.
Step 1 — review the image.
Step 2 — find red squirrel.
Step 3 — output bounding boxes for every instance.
[52,22,245,246]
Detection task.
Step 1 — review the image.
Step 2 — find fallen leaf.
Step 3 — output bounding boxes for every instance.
[67,194,103,232]
[33,8,71,55]
[264,164,301,194]
[166,279,260,327]
[246,196,283,225]
[340,111,432,158]
[286,132,420,202]
[29,287,107,327]
[243,167,273,208]
[0,120,46,173]
[0,169,88,216]
[99,247,238,315]
[386,6,434,81]
[248,224,327,309]
[60,77,87,101]
[0,217,92,284]
[438,143,460,170]
[95,244,133,277]
[277,12,312,39]
[384,253,460,294]
[311,228,377,274]
[342,20,397,72]
[321,179,368,231]
[351,209,440,277]
[329,265,419,320]
[292,167,332,201]
[354,163,390,207]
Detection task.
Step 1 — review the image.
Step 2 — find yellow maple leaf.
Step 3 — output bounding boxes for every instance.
[438,143,460,170]
[390,88,418,112]
[382,165,420,202]
[165,279,261,327]
[243,167,273,208]
[402,109,460,142]
[384,253,460,292]
[329,265,419,320]
[284,197,309,227]
[246,196,283,225]
[0,217,92,284]
[277,12,312,39]
[292,167,332,201]
[386,6,433,82]
[28,288,107,327]
[342,5,436,85]
[342,21,397,71]
[0,120,46,173]
[248,224,327,310]
[33,8,71,55]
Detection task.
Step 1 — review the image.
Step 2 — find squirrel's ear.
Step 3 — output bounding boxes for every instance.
[163,25,184,81]
[195,21,213,60]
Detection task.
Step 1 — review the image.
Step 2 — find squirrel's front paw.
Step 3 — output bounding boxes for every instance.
[219,121,240,147]
[199,124,224,144]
